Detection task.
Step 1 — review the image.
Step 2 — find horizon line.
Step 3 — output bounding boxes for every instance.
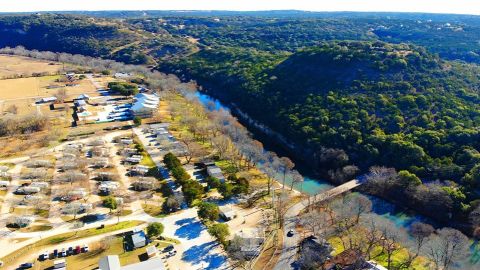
[0,9,479,17]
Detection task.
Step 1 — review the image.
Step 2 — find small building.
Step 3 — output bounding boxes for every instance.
[99,255,121,270]
[130,165,149,175]
[120,138,134,145]
[219,205,237,221]
[237,228,265,259]
[62,188,88,201]
[15,186,41,195]
[99,181,120,195]
[146,246,158,258]
[30,182,49,189]
[122,148,138,156]
[114,72,131,79]
[77,94,90,101]
[126,229,148,249]
[53,259,67,270]
[36,96,57,104]
[131,178,156,191]
[206,165,225,182]
[125,156,142,164]
[74,99,87,112]
[0,180,9,188]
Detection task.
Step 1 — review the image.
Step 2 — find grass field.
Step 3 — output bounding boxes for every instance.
[0,55,65,78]
[0,76,96,100]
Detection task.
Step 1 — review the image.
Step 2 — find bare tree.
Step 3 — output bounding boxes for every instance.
[299,210,331,239]
[399,222,434,269]
[279,157,295,190]
[424,228,470,270]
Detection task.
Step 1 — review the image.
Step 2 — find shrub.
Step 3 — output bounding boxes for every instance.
[207,223,230,246]
[198,202,220,221]
[147,222,164,238]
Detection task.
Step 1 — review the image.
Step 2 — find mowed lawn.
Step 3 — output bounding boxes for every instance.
[0,55,65,78]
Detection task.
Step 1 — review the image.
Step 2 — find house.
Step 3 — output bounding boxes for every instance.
[36,96,57,104]
[15,186,41,195]
[120,138,134,145]
[62,188,88,201]
[237,228,265,259]
[114,72,131,79]
[99,181,120,195]
[125,229,148,250]
[131,178,156,191]
[219,205,237,221]
[206,165,225,182]
[130,165,150,175]
[74,99,87,112]
[62,202,92,214]
[125,156,142,164]
[30,182,49,189]
[130,93,160,118]
[99,255,121,270]
[146,246,158,258]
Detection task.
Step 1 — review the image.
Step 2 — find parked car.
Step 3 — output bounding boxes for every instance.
[287,230,294,237]
[163,244,174,253]
[67,247,74,256]
[53,249,58,258]
[75,246,81,254]
[19,262,34,269]
[40,251,49,260]
[83,244,89,253]
[60,248,66,257]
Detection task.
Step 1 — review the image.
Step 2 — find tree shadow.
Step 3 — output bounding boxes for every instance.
[174,219,203,240]
[181,241,228,269]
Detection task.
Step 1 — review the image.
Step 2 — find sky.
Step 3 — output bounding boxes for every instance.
[0,0,479,15]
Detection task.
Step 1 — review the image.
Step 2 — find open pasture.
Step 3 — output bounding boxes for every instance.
[0,55,65,78]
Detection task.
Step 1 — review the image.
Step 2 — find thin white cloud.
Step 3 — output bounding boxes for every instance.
[0,0,479,15]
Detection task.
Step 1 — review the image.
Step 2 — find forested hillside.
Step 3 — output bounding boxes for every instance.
[163,41,480,225]
[0,14,195,63]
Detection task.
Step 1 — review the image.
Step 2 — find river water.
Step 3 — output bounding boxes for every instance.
[194,91,480,264]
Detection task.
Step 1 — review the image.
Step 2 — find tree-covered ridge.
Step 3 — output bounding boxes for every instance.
[0,14,196,63]
[0,14,134,56]
[164,41,480,189]
[143,15,480,64]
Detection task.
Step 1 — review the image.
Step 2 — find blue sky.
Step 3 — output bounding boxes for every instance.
[0,0,479,15]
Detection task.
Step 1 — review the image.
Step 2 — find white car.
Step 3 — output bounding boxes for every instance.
[83,244,89,253]
[41,251,49,260]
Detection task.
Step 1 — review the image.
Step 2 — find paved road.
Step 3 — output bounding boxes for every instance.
[273,179,362,270]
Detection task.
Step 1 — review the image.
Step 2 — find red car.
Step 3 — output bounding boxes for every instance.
[75,246,81,254]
